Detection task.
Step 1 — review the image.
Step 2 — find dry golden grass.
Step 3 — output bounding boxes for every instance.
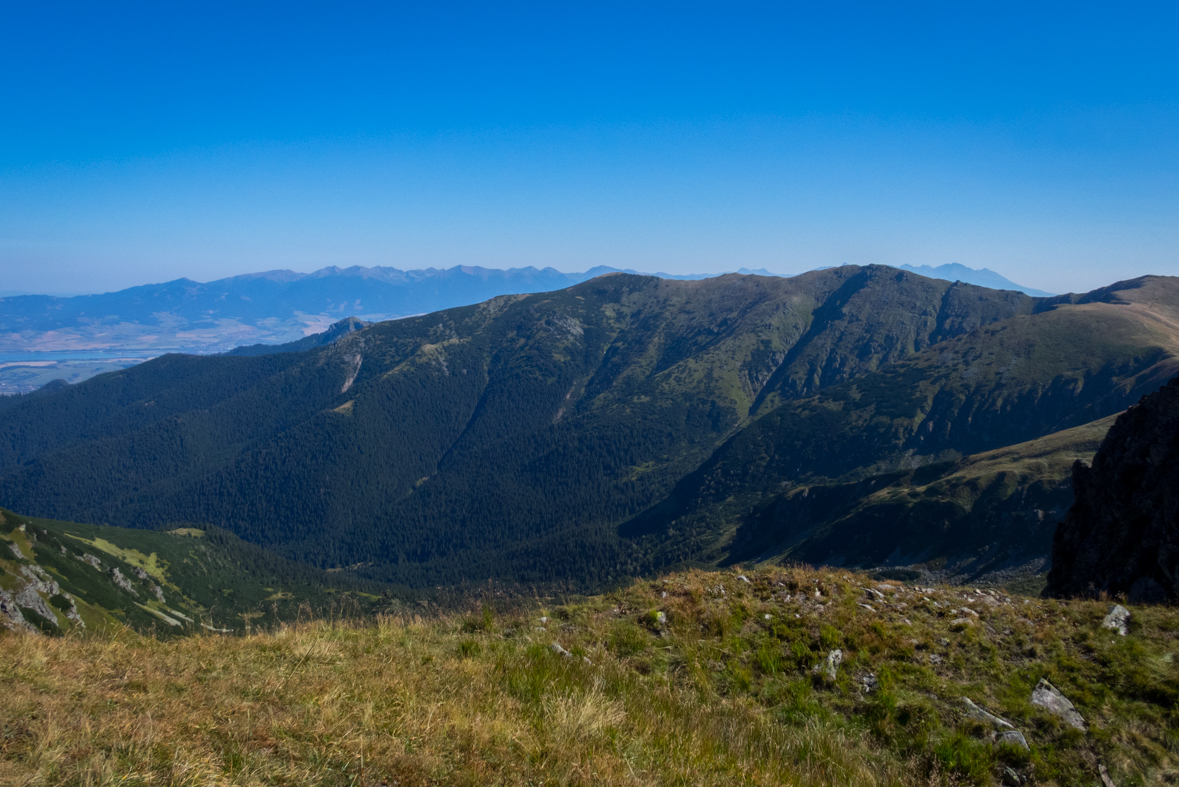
[0,618,921,787]
[2,565,1175,786]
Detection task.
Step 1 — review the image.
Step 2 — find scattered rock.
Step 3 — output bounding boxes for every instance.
[133,567,149,581]
[737,575,751,584]
[1002,766,1023,786]
[859,673,878,694]
[929,654,943,665]
[1099,763,1116,787]
[814,649,842,680]
[863,587,886,601]
[77,553,102,570]
[1031,679,1086,731]
[151,584,166,603]
[550,643,571,658]
[996,730,1029,750]
[1102,604,1130,636]
[538,616,549,624]
[962,697,1014,729]
[7,541,24,560]
[949,618,974,629]
[654,611,667,626]
[857,603,876,612]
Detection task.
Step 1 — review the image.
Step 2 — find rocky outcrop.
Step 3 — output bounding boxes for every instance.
[1046,375,1179,602]
[110,566,138,595]
[0,589,35,633]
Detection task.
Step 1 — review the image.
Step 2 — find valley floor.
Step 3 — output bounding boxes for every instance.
[2,567,1176,787]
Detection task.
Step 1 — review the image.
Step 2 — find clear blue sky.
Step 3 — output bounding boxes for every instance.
[1,1,1176,295]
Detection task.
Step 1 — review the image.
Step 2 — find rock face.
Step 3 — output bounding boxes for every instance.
[1045,375,1179,602]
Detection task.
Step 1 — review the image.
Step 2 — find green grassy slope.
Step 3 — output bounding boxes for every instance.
[2,566,1175,786]
[0,508,403,636]
[721,415,1119,588]
[625,280,1179,577]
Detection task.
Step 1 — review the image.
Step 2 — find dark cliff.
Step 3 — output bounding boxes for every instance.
[1045,375,1179,602]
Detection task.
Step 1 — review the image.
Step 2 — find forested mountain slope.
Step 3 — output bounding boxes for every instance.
[0,508,396,636]
[629,276,1179,578]
[0,268,1176,588]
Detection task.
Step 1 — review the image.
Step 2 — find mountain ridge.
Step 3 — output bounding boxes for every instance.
[0,263,1049,355]
[1,267,1172,591]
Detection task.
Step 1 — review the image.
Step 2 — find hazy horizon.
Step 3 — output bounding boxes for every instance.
[0,260,1056,300]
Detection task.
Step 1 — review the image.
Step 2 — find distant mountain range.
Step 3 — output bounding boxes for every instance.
[896,263,1053,297]
[0,263,1049,354]
[0,266,1168,591]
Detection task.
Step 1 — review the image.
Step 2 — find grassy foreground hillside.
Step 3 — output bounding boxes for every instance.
[3,566,1175,786]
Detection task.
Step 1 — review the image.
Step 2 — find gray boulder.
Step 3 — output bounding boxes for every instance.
[962,697,1014,729]
[814,649,843,680]
[1102,604,1130,636]
[996,730,1030,750]
[1031,679,1086,731]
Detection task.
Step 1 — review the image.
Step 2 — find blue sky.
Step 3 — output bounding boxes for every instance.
[1,2,1176,295]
